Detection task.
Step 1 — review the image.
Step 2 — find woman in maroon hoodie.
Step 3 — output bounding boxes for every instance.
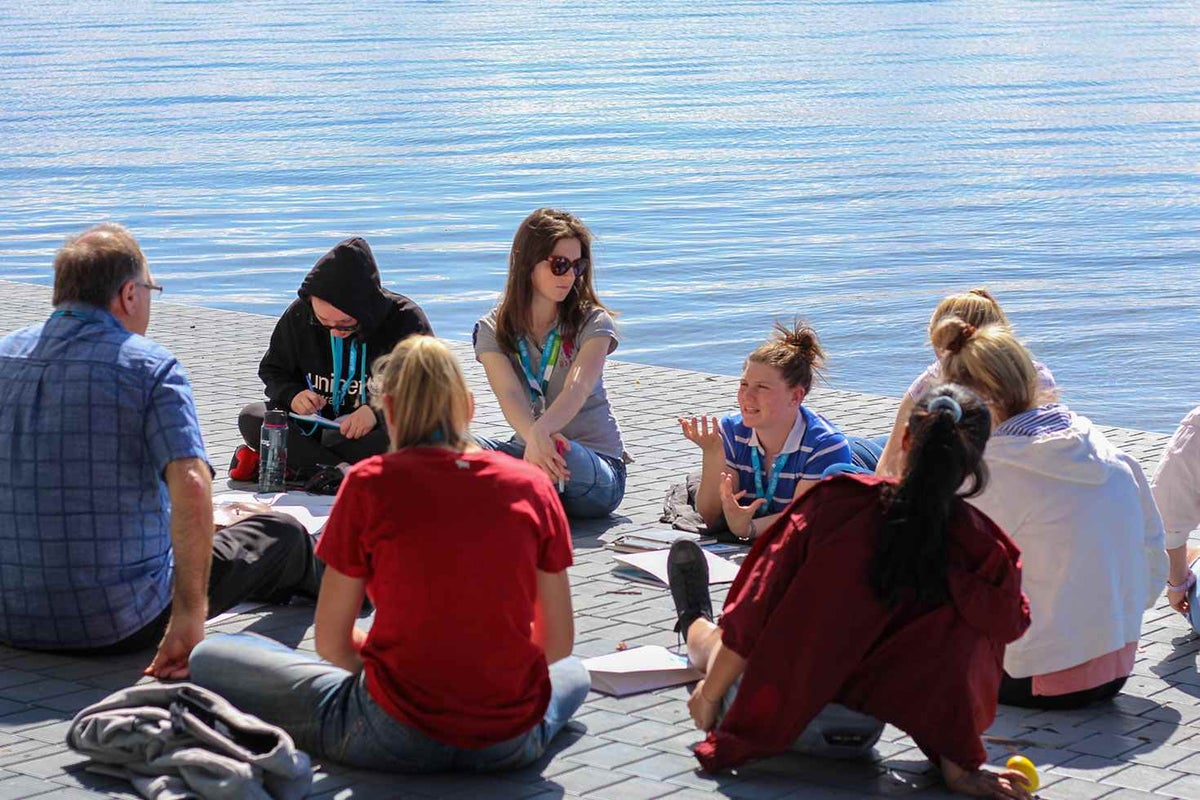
[668,384,1034,799]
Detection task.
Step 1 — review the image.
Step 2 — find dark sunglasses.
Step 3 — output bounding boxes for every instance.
[546,255,589,277]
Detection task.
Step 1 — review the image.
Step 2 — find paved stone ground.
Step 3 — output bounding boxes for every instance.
[0,278,1198,800]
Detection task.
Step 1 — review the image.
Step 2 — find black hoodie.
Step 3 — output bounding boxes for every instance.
[258,237,433,416]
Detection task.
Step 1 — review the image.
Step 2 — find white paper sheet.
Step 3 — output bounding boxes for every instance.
[612,548,739,587]
[582,646,703,696]
[213,490,336,535]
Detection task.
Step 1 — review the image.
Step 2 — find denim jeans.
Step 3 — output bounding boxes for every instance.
[189,633,591,773]
[822,435,885,478]
[474,434,626,518]
[720,678,884,759]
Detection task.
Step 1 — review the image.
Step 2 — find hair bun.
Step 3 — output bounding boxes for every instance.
[931,316,977,355]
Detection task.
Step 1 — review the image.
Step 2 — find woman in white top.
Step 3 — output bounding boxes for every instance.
[936,317,1167,709]
[876,288,1055,477]
[473,208,627,518]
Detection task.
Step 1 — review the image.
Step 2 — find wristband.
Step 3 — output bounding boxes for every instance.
[738,518,758,543]
[1167,571,1196,593]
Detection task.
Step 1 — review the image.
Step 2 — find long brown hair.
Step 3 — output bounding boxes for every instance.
[494,208,610,353]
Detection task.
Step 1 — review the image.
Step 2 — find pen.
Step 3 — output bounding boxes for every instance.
[555,439,565,493]
[305,374,315,392]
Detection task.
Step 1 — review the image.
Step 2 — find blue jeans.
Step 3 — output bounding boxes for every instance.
[822,435,885,478]
[189,633,591,773]
[474,435,626,518]
[720,677,883,759]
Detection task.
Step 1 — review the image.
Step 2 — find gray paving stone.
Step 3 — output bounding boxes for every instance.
[551,766,629,795]
[583,776,680,800]
[1106,763,1185,792]
[0,280,1193,799]
[1158,772,1200,799]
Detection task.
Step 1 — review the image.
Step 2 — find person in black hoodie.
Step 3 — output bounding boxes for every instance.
[232,237,433,481]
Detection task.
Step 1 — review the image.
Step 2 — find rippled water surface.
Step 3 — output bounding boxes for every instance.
[2,1,1197,431]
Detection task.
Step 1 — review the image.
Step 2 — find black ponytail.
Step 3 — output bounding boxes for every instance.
[869,384,992,608]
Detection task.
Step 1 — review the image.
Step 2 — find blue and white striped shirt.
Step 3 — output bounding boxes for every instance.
[994,404,1073,438]
[720,405,851,515]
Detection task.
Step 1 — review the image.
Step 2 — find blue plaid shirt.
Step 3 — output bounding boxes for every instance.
[0,305,208,648]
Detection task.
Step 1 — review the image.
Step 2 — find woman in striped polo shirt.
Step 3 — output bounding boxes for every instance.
[679,321,853,541]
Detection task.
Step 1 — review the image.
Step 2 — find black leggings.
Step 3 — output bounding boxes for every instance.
[238,401,389,476]
[998,671,1126,710]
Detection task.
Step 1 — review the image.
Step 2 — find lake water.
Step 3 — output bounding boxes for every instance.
[1,1,1197,432]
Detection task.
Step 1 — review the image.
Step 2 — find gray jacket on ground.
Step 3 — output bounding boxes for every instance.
[66,683,311,800]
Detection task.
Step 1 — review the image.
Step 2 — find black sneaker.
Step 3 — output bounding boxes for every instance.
[668,539,713,636]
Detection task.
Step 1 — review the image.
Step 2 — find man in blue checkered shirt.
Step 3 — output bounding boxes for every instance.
[0,224,321,677]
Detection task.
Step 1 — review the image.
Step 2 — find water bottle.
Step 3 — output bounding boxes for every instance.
[259,409,288,493]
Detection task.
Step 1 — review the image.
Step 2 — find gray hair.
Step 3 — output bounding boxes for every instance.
[52,223,147,308]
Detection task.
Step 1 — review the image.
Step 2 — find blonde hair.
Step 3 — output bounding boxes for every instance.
[370,337,471,451]
[932,318,1038,423]
[746,319,826,393]
[928,288,1009,343]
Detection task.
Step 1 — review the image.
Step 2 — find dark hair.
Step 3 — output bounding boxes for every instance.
[494,208,611,353]
[746,319,825,393]
[869,383,992,608]
[52,223,147,307]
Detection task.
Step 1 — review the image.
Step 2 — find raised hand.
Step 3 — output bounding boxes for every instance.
[719,471,766,539]
[679,416,724,454]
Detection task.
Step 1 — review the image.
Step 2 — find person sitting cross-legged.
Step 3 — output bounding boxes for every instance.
[191,336,589,772]
[668,385,1034,799]
[0,224,320,678]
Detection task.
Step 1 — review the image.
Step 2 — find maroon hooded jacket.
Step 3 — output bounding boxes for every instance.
[693,474,1029,773]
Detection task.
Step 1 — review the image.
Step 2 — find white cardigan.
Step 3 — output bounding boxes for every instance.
[1152,405,1200,550]
[968,413,1167,678]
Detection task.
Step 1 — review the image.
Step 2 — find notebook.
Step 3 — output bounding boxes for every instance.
[611,549,740,587]
[582,646,703,696]
[288,412,348,429]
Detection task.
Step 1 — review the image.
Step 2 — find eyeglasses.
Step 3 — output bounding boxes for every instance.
[309,308,358,333]
[545,255,589,277]
[139,281,164,296]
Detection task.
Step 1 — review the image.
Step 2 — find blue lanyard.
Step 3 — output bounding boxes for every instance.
[329,335,365,415]
[749,446,789,516]
[515,329,561,403]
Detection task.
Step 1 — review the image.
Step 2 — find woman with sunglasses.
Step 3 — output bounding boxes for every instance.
[473,208,628,518]
[232,237,433,482]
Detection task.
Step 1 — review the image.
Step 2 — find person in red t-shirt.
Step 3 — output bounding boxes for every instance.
[190,336,589,772]
[670,385,1035,799]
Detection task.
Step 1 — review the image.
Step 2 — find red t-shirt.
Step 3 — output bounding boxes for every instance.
[315,447,573,749]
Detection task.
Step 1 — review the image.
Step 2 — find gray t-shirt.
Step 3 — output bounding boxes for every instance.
[474,307,626,460]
